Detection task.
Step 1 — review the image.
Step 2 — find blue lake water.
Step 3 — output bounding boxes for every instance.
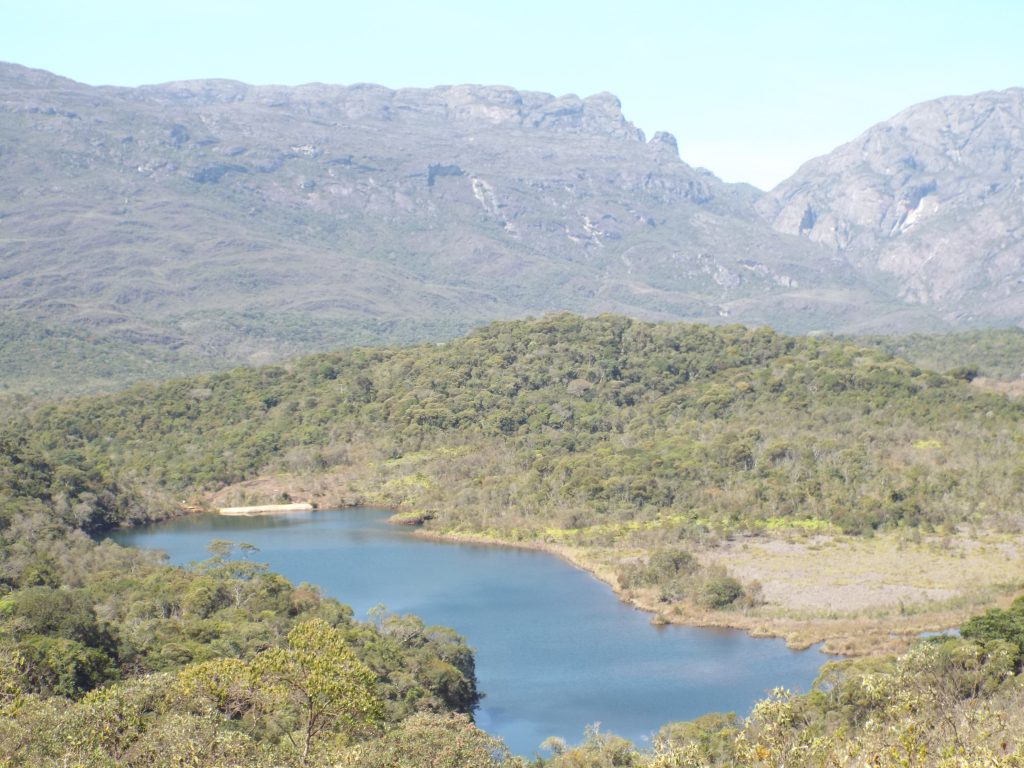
[108,508,829,755]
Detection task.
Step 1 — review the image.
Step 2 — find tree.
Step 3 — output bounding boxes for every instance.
[960,597,1024,668]
[342,712,516,768]
[541,724,641,767]
[0,647,27,717]
[251,619,383,765]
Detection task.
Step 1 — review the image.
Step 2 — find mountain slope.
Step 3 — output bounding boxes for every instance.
[0,63,919,394]
[759,88,1024,323]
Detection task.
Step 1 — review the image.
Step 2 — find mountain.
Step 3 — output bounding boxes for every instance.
[758,88,1024,324]
[4,64,1024,395]
[0,63,919,394]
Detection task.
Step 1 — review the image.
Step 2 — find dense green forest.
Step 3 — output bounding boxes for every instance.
[10,315,1024,533]
[2,315,1024,764]
[0,508,488,765]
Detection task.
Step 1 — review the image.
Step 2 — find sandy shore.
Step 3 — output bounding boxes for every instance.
[218,502,314,516]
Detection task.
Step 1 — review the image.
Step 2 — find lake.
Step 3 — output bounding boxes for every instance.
[108,508,829,755]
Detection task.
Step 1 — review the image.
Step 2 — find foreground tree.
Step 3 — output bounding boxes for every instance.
[342,712,518,768]
[252,618,384,765]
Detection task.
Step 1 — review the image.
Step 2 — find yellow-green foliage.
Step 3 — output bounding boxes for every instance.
[516,634,1024,768]
[8,315,1024,542]
[4,315,1024,765]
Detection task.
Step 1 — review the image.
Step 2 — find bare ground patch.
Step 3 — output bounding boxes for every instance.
[714,531,1022,614]
[196,471,1024,657]
[679,530,1024,654]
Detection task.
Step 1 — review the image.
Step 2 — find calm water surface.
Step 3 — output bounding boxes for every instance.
[109,508,828,755]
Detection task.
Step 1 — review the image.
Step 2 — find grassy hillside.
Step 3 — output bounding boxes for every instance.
[0,312,476,399]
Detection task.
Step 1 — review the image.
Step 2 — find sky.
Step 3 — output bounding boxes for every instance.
[2,0,1022,189]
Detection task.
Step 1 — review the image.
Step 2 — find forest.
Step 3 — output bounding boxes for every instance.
[9,315,1024,536]
[5,315,1023,628]
[2,315,1023,764]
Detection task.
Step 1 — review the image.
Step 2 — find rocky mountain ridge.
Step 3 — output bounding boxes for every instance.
[0,62,1020,392]
[759,87,1024,322]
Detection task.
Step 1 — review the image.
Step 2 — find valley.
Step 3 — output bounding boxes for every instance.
[7,315,1024,655]
[3,315,1023,765]
[2,59,1024,766]
[108,507,829,754]
[202,441,1024,657]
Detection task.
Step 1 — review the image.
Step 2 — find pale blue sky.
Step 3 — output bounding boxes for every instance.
[2,0,1021,188]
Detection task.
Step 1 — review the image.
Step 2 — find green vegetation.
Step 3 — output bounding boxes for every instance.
[617,549,751,609]
[16,315,1024,533]
[1,314,1024,763]
[961,599,1024,661]
[3,528,1023,767]
[5,314,1024,619]
[850,327,1024,382]
[0,516,483,765]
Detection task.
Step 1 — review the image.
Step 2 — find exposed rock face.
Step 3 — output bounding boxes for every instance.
[10,63,1024,390]
[649,131,679,157]
[2,60,896,390]
[759,88,1024,321]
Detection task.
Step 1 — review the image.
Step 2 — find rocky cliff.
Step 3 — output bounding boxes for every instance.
[758,88,1024,323]
[5,63,1021,392]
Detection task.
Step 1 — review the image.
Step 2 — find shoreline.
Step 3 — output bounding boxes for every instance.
[405,524,1017,657]
[410,527,834,649]
[185,486,1022,657]
[217,502,314,516]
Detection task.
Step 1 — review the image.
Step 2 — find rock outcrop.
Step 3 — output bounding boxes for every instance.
[8,62,1024,391]
[759,88,1024,321]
